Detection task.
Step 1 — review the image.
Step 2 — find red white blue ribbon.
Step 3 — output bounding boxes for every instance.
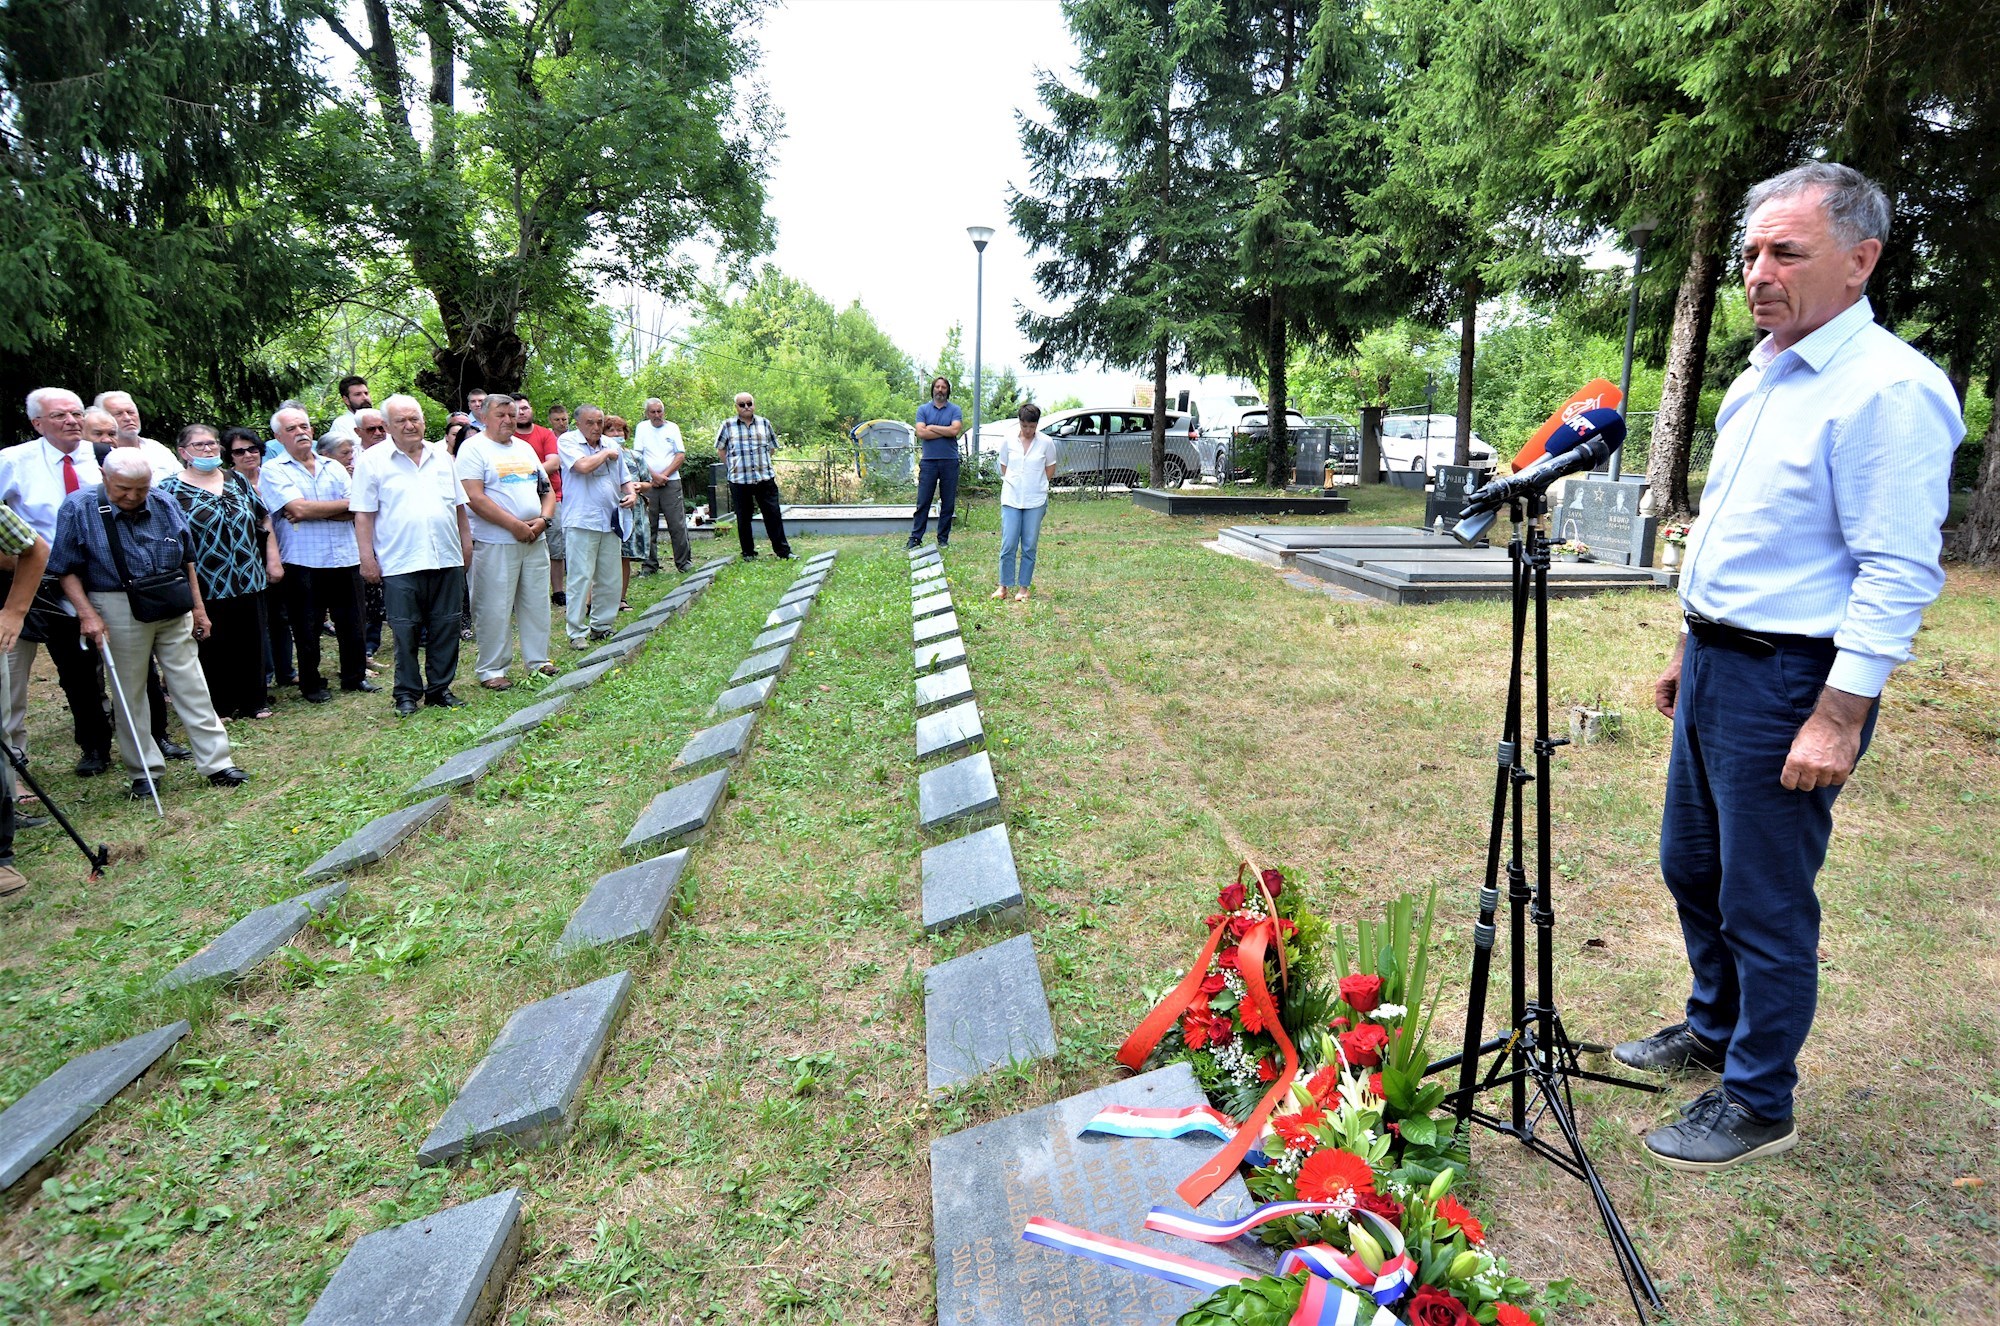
[1020,1216,1249,1292]
[1142,1199,1350,1243]
[1081,1103,1239,1143]
[1145,1200,1417,1310]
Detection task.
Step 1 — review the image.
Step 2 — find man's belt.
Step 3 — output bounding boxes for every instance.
[1684,611,1835,661]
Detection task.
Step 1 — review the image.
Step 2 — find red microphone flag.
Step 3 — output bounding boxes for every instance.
[1511,379,1625,470]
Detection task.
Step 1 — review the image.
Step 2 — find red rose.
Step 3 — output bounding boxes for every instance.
[1199,972,1226,995]
[1229,913,1257,939]
[1277,916,1297,936]
[1218,945,1240,971]
[1330,1015,1350,1031]
[1339,973,1383,1015]
[1306,1065,1343,1105]
[1435,1194,1485,1245]
[1204,912,1226,930]
[1259,868,1284,898]
[1186,992,1211,1018]
[1368,1072,1386,1099]
[1256,1057,1277,1082]
[1295,1147,1376,1200]
[1407,1286,1475,1326]
[1354,1188,1405,1225]
[1219,881,1246,911]
[1493,1306,1534,1326]
[1339,1023,1389,1068]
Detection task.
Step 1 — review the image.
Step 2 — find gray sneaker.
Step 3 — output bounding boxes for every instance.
[1644,1087,1796,1172]
[1612,1021,1725,1074]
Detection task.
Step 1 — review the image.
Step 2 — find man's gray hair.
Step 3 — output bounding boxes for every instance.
[314,434,347,457]
[26,388,79,420]
[1744,162,1890,248]
[573,402,603,417]
[271,406,309,435]
[82,407,118,431]
[102,450,153,482]
[92,390,134,410]
[381,393,424,420]
[482,393,515,415]
[644,397,663,409]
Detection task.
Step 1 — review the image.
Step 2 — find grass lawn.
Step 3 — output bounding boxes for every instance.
[1,490,1995,1324]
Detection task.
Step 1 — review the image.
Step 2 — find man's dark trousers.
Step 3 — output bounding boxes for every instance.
[729,479,791,559]
[383,568,464,703]
[1660,634,1876,1122]
[279,562,366,694]
[910,456,960,547]
[24,602,112,757]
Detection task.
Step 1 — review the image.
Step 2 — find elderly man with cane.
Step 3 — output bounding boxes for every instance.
[48,450,248,803]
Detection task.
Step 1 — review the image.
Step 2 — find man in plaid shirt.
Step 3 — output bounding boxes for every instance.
[0,499,48,898]
[714,393,792,559]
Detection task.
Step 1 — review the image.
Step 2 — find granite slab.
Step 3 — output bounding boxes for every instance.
[157,882,348,991]
[906,545,934,561]
[0,1022,190,1191]
[915,636,967,673]
[674,712,757,771]
[418,972,633,1165]
[302,795,452,880]
[729,645,791,684]
[622,769,730,854]
[554,851,690,956]
[930,1063,1262,1325]
[921,824,1021,934]
[790,570,829,590]
[918,751,1000,830]
[915,701,984,761]
[779,584,821,606]
[914,611,959,645]
[763,600,811,628]
[924,934,1055,1089]
[712,675,776,717]
[752,620,803,651]
[485,693,572,741]
[541,661,616,699]
[698,555,735,571]
[912,591,954,619]
[911,573,946,596]
[580,637,643,669]
[607,620,655,646]
[915,664,974,712]
[409,735,526,797]
[304,1189,523,1326]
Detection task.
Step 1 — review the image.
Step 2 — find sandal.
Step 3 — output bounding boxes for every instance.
[989,587,1007,600]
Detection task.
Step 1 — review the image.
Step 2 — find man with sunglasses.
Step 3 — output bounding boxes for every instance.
[715,394,791,560]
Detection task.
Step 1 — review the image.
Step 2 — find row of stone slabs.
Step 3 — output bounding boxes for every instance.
[904,546,1057,1097]
[0,561,753,1205]
[313,549,843,1320]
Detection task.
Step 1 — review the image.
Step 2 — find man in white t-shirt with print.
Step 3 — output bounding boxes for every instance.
[633,398,692,574]
[454,393,557,690]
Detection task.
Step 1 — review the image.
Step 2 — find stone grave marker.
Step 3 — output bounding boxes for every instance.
[913,591,954,620]
[485,692,572,741]
[698,554,735,571]
[408,735,526,797]
[907,545,935,561]
[622,768,730,854]
[554,850,690,956]
[930,1062,1263,1326]
[418,971,634,1165]
[607,620,655,647]
[156,882,348,991]
[303,795,451,880]
[712,675,776,717]
[916,700,984,761]
[921,823,1021,934]
[730,645,791,684]
[912,561,945,583]
[924,933,1055,1089]
[915,636,967,673]
[303,1188,522,1326]
[674,712,757,771]
[580,637,643,669]
[912,576,947,598]
[540,661,616,699]
[1,1021,190,1192]
[764,600,811,628]
[1555,476,1656,567]
[915,611,959,645]
[791,569,829,588]
[1424,464,1495,532]
[916,664,974,712]
[752,620,803,652]
[919,750,1000,831]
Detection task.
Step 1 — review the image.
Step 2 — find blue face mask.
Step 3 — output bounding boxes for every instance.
[190,455,224,473]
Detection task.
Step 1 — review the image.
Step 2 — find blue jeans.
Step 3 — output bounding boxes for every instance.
[1660,634,1875,1120]
[998,503,1047,588]
[911,456,960,545]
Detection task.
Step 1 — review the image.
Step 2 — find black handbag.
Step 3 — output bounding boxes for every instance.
[97,489,194,623]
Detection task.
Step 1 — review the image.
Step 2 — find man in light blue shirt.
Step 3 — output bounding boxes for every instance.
[908,376,964,550]
[1617,164,1962,1173]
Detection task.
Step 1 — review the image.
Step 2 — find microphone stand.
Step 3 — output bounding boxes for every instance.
[1425,489,1665,1320]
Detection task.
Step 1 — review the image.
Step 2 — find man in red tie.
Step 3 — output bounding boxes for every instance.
[0,388,116,777]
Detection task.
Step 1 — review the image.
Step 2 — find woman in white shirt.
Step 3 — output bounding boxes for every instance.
[993,404,1058,602]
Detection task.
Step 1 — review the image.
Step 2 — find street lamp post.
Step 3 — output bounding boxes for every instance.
[967,226,994,463]
[1612,214,1660,480]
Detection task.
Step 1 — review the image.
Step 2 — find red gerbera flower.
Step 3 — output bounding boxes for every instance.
[1272,1102,1325,1151]
[1493,1305,1534,1326]
[1294,1147,1376,1201]
[1256,1057,1278,1082]
[1435,1194,1485,1245]
[1182,1014,1211,1049]
[1305,1065,1343,1105]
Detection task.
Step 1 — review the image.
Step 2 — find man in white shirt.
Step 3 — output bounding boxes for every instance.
[0,388,115,774]
[456,393,558,689]
[325,375,372,442]
[260,405,374,702]
[633,398,692,573]
[353,395,473,715]
[557,405,636,646]
[93,392,183,483]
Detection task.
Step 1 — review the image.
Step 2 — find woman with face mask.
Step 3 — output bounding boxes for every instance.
[163,424,285,719]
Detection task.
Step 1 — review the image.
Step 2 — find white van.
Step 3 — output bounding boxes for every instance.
[1378,415,1496,474]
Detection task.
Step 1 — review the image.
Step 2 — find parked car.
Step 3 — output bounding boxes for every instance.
[1378,414,1496,475]
[1035,407,1203,488]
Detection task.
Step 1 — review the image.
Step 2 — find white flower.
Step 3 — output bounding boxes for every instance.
[1370,1004,1407,1021]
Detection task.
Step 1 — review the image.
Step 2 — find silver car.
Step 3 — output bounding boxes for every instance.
[1037,408,1202,488]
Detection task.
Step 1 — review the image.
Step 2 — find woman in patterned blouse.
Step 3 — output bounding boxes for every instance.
[164,425,285,719]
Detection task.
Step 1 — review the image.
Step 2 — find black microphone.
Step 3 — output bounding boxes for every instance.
[1451,407,1627,545]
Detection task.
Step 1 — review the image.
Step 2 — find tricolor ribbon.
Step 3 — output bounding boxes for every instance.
[1145,1201,1417,1310]
[1080,1103,1239,1143]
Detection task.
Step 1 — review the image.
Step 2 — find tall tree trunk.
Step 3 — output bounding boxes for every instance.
[1649,183,1723,521]
[1454,274,1480,467]
[1265,290,1289,486]
[1151,337,1169,488]
[1952,349,2000,563]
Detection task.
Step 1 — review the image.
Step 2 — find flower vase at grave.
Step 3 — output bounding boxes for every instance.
[1660,542,1681,570]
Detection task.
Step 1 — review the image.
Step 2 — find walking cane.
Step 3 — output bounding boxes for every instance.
[97,639,162,818]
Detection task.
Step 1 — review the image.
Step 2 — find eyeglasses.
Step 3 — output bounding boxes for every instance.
[736,401,754,409]
[184,440,222,451]
[229,447,261,457]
